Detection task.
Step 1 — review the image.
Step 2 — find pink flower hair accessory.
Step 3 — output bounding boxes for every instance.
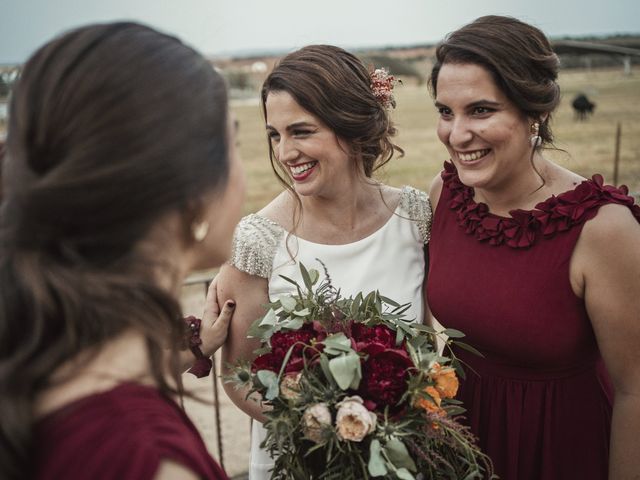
[370,67,399,109]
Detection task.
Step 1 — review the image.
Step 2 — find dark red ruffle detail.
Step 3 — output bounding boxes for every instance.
[441,161,640,249]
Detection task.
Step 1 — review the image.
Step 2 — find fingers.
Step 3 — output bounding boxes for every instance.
[214,300,236,330]
[204,299,236,356]
[202,276,220,324]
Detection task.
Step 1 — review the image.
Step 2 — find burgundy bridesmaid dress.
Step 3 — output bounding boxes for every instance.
[34,382,228,479]
[427,162,640,480]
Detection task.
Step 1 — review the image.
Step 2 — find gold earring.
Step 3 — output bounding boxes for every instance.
[530,122,541,148]
[192,221,209,242]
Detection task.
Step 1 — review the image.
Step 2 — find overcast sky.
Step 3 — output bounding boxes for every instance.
[1,0,638,63]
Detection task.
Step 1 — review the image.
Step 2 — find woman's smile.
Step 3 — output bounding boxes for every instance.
[289,161,318,181]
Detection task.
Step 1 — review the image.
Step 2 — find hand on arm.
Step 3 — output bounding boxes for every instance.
[179,276,236,374]
[217,264,271,423]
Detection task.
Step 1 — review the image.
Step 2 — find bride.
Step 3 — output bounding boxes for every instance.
[217,45,431,479]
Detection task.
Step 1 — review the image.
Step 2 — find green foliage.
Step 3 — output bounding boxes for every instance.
[229,261,493,480]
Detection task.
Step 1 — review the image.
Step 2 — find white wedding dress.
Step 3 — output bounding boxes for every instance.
[229,186,432,480]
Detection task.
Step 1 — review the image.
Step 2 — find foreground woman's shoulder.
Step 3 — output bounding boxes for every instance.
[34,383,225,480]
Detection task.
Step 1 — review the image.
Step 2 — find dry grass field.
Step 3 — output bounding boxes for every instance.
[182,67,640,478]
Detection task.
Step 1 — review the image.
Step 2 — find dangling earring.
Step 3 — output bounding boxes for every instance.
[192,221,209,242]
[530,122,542,148]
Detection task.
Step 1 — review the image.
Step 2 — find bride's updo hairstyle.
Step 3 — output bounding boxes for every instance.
[0,22,228,478]
[261,44,403,183]
[429,15,561,146]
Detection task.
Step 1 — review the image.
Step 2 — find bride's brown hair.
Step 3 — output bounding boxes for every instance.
[261,44,403,185]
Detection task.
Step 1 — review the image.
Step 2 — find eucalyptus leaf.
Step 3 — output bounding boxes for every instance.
[391,303,413,316]
[319,354,335,386]
[444,405,467,416]
[368,439,388,477]
[348,355,363,390]
[394,467,415,480]
[411,324,438,334]
[379,295,400,307]
[281,316,304,330]
[351,293,363,317]
[256,370,279,400]
[395,327,405,346]
[299,263,313,292]
[246,322,271,339]
[443,328,466,338]
[278,274,300,287]
[454,341,484,357]
[453,359,467,380]
[278,274,304,298]
[293,308,310,317]
[363,291,375,311]
[280,295,298,313]
[259,308,278,326]
[405,342,420,369]
[308,268,320,285]
[328,352,360,390]
[322,333,352,355]
[384,438,417,472]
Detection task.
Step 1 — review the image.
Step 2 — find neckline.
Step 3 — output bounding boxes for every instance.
[441,161,640,248]
[292,205,400,247]
[257,186,410,247]
[445,162,587,220]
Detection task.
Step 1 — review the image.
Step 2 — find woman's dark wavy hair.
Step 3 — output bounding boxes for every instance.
[261,44,403,185]
[0,22,228,478]
[429,15,561,145]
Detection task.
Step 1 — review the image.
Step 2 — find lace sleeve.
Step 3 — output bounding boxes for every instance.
[400,186,433,244]
[228,213,284,278]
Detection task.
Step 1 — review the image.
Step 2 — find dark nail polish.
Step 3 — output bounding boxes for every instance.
[227,300,236,309]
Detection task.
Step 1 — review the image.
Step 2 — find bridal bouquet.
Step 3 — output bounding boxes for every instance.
[228,263,492,480]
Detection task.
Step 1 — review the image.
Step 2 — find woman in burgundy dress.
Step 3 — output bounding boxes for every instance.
[426,16,640,480]
[0,23,245,479]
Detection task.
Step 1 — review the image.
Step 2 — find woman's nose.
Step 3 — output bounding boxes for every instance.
[447,117,474,148]
[278,137,299,163]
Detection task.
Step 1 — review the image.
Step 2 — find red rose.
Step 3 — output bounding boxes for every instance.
[351,323,397,354]
[252,352,281,373]
[252,324,318,374]
[271,327,315,358]
[359,349,413,409]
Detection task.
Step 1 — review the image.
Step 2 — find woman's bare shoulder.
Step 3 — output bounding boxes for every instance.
[258,190,296,229]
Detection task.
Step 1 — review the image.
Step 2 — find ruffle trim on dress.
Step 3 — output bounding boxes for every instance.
[441,161,640,249]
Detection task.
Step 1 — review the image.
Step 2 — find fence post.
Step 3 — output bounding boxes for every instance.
[613,122,621,186]
[205,279,226,471]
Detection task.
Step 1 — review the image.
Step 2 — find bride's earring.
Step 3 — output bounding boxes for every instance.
[192,221,210,242]
[530,122,542,148]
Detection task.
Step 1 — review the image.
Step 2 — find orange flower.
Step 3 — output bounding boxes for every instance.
[415,386,444,415]
[430,363,459,399]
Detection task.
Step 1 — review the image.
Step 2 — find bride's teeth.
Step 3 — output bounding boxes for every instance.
[291,162,315,175]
